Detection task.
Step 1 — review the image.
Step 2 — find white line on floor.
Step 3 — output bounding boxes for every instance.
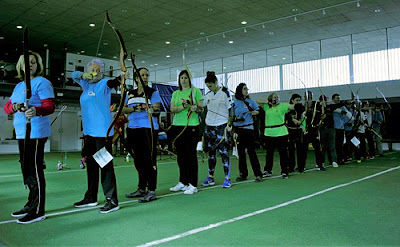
[137,165,400,247]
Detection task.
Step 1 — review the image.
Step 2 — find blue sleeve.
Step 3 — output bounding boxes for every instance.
[377,112,383,122]
[151,90,162,104]
[250,99,259,111]
[72,71,88,90]
[36,78,54,99]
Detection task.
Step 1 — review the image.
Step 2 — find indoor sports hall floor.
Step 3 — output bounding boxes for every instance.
[0,150,399,246]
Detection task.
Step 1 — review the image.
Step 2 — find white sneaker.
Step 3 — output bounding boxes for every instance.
[332,162,339,168]
[183,184,198,195]
[170,182,185,192]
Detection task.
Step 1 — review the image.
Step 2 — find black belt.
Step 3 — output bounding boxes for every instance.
[265,123,285,128]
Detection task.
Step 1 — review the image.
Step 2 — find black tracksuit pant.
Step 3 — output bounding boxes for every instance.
[18,138,47,216]
[126,128,158,191]
[236,128,262,178]
[83,136,118,203]
[263,135,289,175]
[173,126,199,187]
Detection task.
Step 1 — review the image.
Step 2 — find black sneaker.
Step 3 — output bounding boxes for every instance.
[379,154,384,157]
[318,166,326,171]
[262,171,272,177]
[73,199,98,208]
[255,176,263,182]
[99,199,119,214]
[236,176,247,182]
[11,206,30,218]
[281,173,289,179]
[125,188,146,198]
[139,191,157,203]
[16,214,46,224]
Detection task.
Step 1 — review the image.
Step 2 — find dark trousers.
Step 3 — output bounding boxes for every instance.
[287,129,306,172]
[173,126,199,187]
[126,128,158,191]
[320,127,337,164]
[365,128,375,157]
[263,135,289,175]
[18,138,47,216]
[303,128,324,166]
[355,133,367,160]
[83,136,118,203]
[236,128,262,178]
[335,129,345,164]
[344,131,357,160]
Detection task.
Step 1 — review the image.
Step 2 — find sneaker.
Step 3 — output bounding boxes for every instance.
[370,156,375,160]
[74,199,98,208]
[99,198,119,214]
[281,173,289,179]
[357,160,361,164]
[236,176,247,182]
[183,184,198,195]
[170,182,187,192]
[139,191,157,203]
[16,214,46,224]
[262,171,272,177]
[255,176,263,182]
[332,162,339,168]
[318,166,326,171]
[222,178,231,188]
[201,177,215,187]
[379,154,384,157]
[125,188,146,198]
[11,206,30,218]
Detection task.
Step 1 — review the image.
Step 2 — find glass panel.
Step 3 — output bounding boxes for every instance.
[283,60,321,90]
[228,66,280,94]
[321,56,350,86]
[223,54,243,73]
[267,46,292,66]
[352,29,387,54]
[204,58,222,74]
[388,26,400,49]
[293,41,320,63]
[154,69,171,83]
[244,50,266,70]
[321,36,351,58]
[353,50,389,83]
[388,48,400,80]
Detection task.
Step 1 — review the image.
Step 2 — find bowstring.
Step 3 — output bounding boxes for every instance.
[95,14,107,57]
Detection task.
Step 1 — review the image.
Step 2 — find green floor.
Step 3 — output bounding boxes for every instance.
[0,150,399,246]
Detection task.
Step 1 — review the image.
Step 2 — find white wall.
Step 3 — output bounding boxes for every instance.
[251,79,400,103]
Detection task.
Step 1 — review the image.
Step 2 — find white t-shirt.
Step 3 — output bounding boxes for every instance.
[204,87,232,126]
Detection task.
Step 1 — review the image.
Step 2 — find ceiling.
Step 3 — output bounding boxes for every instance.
[1,0,400,75]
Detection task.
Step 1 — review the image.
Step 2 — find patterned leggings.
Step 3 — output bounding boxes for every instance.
[204,124,231,177]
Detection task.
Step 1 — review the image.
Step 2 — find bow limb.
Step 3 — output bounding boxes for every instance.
[131,53,155,163]
[376,87,392,109]
[105,11,128,138]
[22,27,31,186]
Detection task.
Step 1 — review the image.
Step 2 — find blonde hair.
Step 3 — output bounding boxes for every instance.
[16,51,44,80]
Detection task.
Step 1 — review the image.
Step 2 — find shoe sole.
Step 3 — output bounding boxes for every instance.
[201,182,215,187]
[74,202,98,208]
[99,206,120,214]
[125,194,145,198]
[11,213,28,218]
[16,216,46,224]
[139,197,157,203]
